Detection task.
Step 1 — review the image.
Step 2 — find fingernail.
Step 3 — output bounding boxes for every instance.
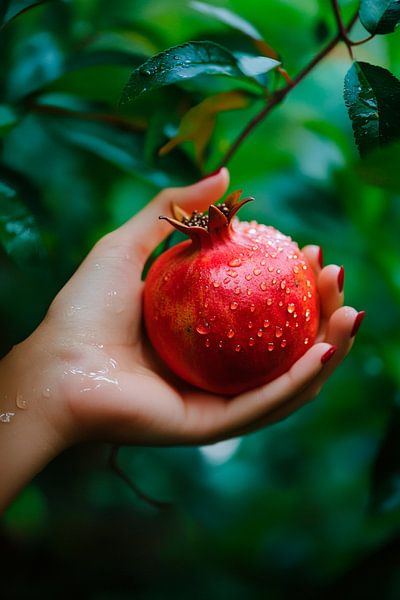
[338,266,345,293]
[321,345,337,365]
[201,167,223,180]
[318,246,324,269]
[351,311,365,338]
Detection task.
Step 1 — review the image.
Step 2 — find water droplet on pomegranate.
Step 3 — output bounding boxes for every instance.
[285,320,290,327]
[213,281,220,288]
[248,321,253,329]
[275,326,283,338]
[230,301,238,310]
[279,301,283,307]
[304,337,309,345]
[257,329,263,338]
[268,342,275,351]
[234,287,241,295]
[280,280,286,290]
[306,279,311,287]
[163,274,170,282]
[227,328,235,338]
[218,340,223,348]
[268,266,274,273]
[247,288,252,296]
[250,303,255,313]
[205,338,211,348]
[229,258,241,267]
[286,287,291,294]
[264,319,270,328]
[305,308,311,321]
[303,264,308,270]
[272,278,277,285]
[308,291,312,298]
[293,266,299,274]
[228,270,238,278]
[293,312,298,318]
[253,268,261,276]
[303,295,307,302]
[295,322,299,328]
[287,303,295,313]
[235,344,242,352]
[196,323,210,335]
[224,277,230,284]
[248,337,255,347]
[245,273,252,281]
[281,339,287,348]
[267,298,273,306]
[276,269,281,274]
[204,299,209,308]
[260,281,267,291]
[260,259,266,266]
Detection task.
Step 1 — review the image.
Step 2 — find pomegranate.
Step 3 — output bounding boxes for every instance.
[143,191,319,395]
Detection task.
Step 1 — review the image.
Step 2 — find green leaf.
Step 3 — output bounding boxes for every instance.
[119,41,279,105]
[0,0,51,29]
[344,61,400,156]
[359,0,400,34]
[0,174,45,266]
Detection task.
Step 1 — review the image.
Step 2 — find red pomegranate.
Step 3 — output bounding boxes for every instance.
[143,191,319,395]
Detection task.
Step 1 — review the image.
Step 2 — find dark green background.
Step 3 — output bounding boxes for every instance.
[1,1,400,598]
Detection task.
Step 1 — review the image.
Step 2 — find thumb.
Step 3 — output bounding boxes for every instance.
[117,167,230,261]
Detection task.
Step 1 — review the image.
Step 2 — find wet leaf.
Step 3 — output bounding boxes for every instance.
[344,61,400,156]
[159,91,249,165]
[119,41,279,105]
[359,0,400,34]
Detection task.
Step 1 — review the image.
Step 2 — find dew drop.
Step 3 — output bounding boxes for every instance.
[260,259,266,266]
[196,322,210,335]
[308,291,313,298]
[205,338,211,348]
[287,303,295,314]
[248,337,256,347]
[257,329,263,338]
[235,344,242,352]
[304,337,309,345]
[230,301,238,310]
[213,281,220,288]
[248,321,253,329]
[303,295,307,302]
[227,328,235,338]
[263,319,270,328]
[285,320,290,327]
[228,270,238,278]
[268,342,275,352]
[281,339,287,348]
[280,280,286,290]
[293,266,300,274]
[42,388,51,399]
[247,288,252,296]
[0,412,15,423]
[234,287,241,295]
[272,278,277,285]
[245,273,252,281]
[218,340,223,348]
[229,258,241,267]
[253,268,261,276]
[286,287,291,294]
[276,268,281,274]
[260,281,267,291]
[250,303,256,313]
[267,298,273,306]
[305,308,311,321]
[275,326,283,338]
[16,394,28,409]
[306,279,311,287]
[303,264,308,270]
[267,266,274,272]
[293,312,298,318]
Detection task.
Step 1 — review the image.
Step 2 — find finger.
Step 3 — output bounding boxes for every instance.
[115,167,230,262]
[302,244,323,277]
[318,264,344,322]
[181,342,335,444]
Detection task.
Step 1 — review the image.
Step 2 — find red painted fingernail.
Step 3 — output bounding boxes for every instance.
[338,266,345,293]
[321,345,337,365]
[351,311,365,338]
[201,167,223,180]
[318,246,324,269]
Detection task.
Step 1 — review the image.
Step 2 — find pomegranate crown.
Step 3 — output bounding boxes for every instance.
[159,190,254,240]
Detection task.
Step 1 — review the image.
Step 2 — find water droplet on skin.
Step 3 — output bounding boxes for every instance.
[281,339,287,348]
[205,338,211,348]
[0,412,15,423]
[305,309,311,321]
[287,303,295,313]
[304,337,309,345]
[264,319,270,328]
[229,258,241,267]
[230,301,238,310]
[234,287,241,295]
[257,329,263,338]
[260,282,267,291]
[245,273,252,281]
[250,303,256,313]
[275,326,283,338]
[267,298,273,306]
[235,344,241,352]
[227,328,235,338]
[253,268,261,276]
[268,342,275,352]
[42,388,51,399]
[248,337,255,347]
[280,280,286,290]
[196,323,210,335]
[213,281,220,288]
[16,394,28,409]
[248,321,253,329]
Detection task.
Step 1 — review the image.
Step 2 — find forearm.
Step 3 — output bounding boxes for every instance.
[0,333,69,513]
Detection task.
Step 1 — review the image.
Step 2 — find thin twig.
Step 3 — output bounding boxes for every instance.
[217,8,360,168]
[332,0,354,59]
[109,444,171,510]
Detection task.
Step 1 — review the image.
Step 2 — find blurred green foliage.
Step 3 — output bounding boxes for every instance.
[1,0,400,598]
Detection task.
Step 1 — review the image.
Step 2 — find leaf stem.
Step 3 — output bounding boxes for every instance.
[331,0,354,59]
[218,8,360,168]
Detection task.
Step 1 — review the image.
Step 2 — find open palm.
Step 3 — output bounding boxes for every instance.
[42,169,360,448]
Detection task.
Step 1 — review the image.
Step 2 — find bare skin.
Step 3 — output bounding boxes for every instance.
[0,169,360,512]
